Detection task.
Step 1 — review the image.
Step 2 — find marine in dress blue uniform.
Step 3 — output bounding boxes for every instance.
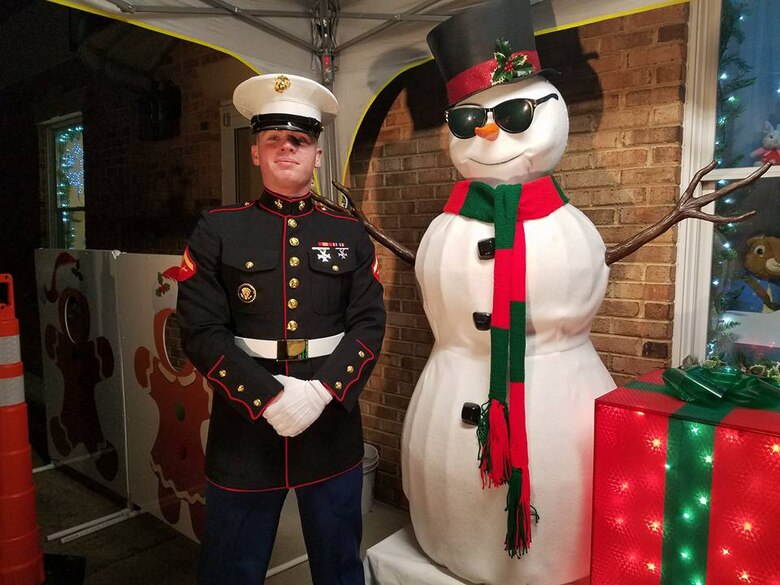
[176,73,386,585]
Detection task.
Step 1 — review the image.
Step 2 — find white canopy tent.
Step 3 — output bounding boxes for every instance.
[48,0,688,189]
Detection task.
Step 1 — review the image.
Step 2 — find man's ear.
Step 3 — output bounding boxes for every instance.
[251,143,261,167]
[314,147,323,168]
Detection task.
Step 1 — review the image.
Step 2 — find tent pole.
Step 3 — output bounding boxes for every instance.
[335,0,447,54]
[312,0,340,200]
[200,0,315,52]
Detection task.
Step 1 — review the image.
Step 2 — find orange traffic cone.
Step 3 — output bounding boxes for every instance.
[0,274,44,585]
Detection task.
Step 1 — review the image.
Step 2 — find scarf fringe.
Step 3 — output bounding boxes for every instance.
[477,398,511,488]
[504,467,532,557]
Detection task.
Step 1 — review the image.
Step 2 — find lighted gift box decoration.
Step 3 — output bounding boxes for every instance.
[591,368,780,585]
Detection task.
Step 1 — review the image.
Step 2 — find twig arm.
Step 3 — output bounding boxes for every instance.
[312,181,417,266]
[605,162,771,266]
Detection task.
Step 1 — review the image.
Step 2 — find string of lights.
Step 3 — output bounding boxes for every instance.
[591,369,780,583]
[54,123,85,249]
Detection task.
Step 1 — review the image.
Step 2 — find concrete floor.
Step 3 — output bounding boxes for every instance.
[34,464,408,585]
[25,374,410,585]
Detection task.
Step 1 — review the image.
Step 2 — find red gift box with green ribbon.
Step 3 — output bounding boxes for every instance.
[591,367,780,584]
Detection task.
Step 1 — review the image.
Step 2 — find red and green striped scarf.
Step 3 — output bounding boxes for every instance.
[443,175,568,557]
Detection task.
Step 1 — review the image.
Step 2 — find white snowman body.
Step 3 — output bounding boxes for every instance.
[401,77,617,584]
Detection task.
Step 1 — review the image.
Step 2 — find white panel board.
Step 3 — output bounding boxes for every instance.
[34,248,128,498]
[117,253,212,542]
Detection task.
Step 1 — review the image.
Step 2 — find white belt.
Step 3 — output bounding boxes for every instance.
[235,333,345,361]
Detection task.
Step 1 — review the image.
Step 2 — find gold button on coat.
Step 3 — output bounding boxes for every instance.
[358,351,365,358]
[219,369,227,378]
[289,278,299,288]
[346,366,355,373]
[289,257,300,267]
[287,218,297,228]
[299,201,306,210]
[245,261,254,269]
[253,399,262,407]
[334,381,343,390]
[288,299,298,309]
[289,237,299,246]
[331,265,340,272]
[275,200,283,209]
[287,320,298,331]
[237,384,245,393]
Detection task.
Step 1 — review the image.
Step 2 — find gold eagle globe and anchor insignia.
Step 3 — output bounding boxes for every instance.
[237,283,257,303]
[274,75,291,93]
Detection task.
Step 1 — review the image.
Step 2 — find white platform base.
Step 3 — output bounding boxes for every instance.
[365,525,591,585]
[364,525,471,585]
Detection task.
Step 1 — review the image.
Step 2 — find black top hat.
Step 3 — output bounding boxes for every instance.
[427,0,555,106]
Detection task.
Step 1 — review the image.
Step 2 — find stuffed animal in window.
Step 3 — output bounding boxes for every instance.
[751,121,780,166]
[730,235,780,312]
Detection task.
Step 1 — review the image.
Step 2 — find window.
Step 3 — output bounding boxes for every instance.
[674,0,780,368]
[43,114,86,249]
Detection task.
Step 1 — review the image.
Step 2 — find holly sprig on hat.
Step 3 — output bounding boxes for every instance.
[492,39,533,85]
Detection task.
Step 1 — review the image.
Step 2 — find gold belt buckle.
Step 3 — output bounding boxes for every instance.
[277,339,308,361]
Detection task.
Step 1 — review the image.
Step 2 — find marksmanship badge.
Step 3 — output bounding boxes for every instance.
[312,241,349,263]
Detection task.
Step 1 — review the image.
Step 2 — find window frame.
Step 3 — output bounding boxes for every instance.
[41,112,86,249]
[219,101,247,206]
[672,0,780,365]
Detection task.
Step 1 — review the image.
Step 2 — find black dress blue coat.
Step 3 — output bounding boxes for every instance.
[177,189,386,490]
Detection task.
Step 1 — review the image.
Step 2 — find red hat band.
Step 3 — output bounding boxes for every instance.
[447,48,541,105]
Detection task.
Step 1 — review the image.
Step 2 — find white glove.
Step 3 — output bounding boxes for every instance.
[263,375,333,437]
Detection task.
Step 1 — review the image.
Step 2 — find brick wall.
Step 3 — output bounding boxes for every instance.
[85,41,255,254]
[349,4,689,507]
[5,13,254,371]
[3,54,91,373]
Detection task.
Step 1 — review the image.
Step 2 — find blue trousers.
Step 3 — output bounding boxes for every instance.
[198,464,364,585]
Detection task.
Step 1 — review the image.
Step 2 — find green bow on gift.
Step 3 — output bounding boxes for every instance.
[662,365,780,409]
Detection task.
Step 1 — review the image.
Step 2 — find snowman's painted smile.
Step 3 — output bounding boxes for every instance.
[468,153,522,166]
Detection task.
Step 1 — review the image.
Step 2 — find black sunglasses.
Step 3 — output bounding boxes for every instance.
[445,93,559,139]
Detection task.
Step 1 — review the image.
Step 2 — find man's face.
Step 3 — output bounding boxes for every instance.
[251,129,323,197]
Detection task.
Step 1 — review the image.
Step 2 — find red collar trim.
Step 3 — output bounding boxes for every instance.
[257,189,314,216]
[263,187,311,201]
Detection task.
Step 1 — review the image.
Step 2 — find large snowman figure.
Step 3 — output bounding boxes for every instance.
[399,1,623,583]
[331,0,770,582]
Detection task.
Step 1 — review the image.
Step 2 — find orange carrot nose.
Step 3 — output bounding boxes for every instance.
[475,122,500,141]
